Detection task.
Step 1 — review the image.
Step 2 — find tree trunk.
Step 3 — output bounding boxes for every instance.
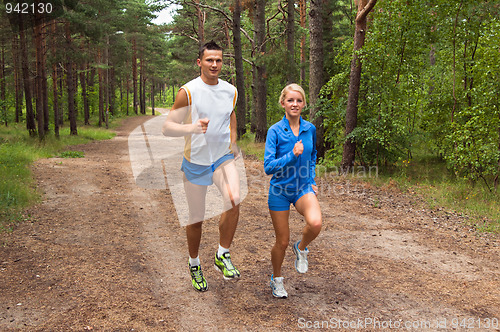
[80,62,89,125]
[0,41,6,126]
[11,34,23,124]
[341,0,377,172]
[19,15,36,136]
[51,20,59,138]
[286,0,296,84]
[34,13,45,139]
[254,0,267,143]
[109,67,115,116]
[196,0,205,45]
[126,76,130,116]
[65,22,77,136]
[151,82,155,115]
[309,0,325,158]
[98,50,104,127]
[105,35,109,129]
[132,38,138,114]
[299,0,307,84]
[140,58,146,114]
[41,20,49,134]
[233,0,247,138]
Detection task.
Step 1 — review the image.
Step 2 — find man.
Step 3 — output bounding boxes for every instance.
[162,41,241,292]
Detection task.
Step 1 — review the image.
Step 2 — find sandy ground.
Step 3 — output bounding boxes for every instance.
[1,111,499,331]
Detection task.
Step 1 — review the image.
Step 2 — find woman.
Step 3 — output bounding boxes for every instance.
[264,83,322,298]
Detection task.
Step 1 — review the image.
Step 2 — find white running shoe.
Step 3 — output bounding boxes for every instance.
[270,275,288,298]
[292,241,309,273]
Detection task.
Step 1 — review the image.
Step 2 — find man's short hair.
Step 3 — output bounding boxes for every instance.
[199,40,223,59]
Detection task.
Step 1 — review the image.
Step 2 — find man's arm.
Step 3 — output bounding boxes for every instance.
[230,111,240,157]
[162,89,209,136]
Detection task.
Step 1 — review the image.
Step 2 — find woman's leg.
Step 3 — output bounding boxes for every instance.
[270,209,290,277]
[294,193,322,250]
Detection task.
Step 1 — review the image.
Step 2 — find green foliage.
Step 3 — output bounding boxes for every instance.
[443,107,499,188]
[319,0,499,192]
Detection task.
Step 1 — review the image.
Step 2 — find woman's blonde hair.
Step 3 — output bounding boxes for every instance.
[279,83,307,107]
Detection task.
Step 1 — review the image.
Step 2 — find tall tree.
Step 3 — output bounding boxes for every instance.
[65,22,77,135]
[11,33,23,124]
[253,0,267,142]
[232,0,247,138]
[19,14,36,136]
[309,0,325,158]
[286,0,295,84]
[34,12,47,139]
[51,20,60,138]
[132,37,138,114]
[341,0,377,172]
[299,0,307,84]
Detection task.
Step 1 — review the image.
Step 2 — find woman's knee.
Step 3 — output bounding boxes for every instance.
[307,216,322,234]
[275,236,289,250]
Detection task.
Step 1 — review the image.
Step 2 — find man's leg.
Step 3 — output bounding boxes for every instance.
[183,177,209,291]
[183,176,208,257]
[212,160,241,279]
[213,159,240,248]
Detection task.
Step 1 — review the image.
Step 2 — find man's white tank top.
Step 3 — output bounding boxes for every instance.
[181,76,237,166]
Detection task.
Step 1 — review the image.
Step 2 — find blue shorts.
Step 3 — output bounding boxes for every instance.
[181,154,234,186]
[268,184,315,211]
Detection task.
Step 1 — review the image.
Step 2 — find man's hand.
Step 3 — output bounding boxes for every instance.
[231,142,241,159]
[193,118,210,134]
[293,140,304,157]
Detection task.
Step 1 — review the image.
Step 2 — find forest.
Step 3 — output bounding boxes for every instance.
[0,0,499,191]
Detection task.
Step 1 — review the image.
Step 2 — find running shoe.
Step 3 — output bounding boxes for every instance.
[270,274,288,298]
[214,252,240,280]
[292,240,309,273]
[189,263,208,292]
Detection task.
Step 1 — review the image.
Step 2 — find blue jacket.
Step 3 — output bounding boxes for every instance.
[264,116,317,191]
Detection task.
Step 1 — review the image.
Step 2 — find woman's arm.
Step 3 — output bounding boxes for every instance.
[310,126,318,186]
[264,128,298,175]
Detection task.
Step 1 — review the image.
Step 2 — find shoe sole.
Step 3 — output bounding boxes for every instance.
[192,284,208,292]
[292,244,308,274]
[214,264,240,280]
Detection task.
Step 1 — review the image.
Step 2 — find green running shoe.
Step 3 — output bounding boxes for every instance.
[189,263,208,292]
[214,252,240,280]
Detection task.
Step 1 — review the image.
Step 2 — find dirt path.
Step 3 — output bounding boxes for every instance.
[1,113,499,331]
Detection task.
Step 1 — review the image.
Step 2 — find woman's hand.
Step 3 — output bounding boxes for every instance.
[312,185,318,195]
[293,140,304,157]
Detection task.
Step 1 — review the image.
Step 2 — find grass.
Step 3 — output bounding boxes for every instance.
[238,139,499,233]
[238,132,266,160]
[371,155,500,233]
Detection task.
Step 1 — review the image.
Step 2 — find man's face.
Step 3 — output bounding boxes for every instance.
[197,49,223,82]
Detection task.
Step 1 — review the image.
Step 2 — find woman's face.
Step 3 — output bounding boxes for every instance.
[281,90,305,119]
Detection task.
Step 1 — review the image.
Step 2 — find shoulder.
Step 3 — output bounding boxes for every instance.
[218,79,237,93]
[302,118,316,132]
[269,119,286,132]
